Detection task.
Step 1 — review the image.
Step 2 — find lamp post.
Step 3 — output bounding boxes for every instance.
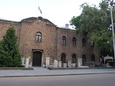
[107,0,115,61]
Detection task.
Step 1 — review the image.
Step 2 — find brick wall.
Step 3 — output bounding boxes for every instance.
[0,17,100,66]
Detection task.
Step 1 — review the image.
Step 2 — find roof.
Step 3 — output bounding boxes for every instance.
[0,18,18,23]
[21,16,56,26]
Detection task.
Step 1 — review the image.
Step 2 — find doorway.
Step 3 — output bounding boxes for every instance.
[32,51,42,66]
[82,55,86,66]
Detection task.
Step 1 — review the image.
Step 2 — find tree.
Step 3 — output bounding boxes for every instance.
[0,27,21,67]
[70,0,115,56]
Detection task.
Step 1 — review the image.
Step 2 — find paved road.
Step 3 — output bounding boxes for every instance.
[0,74,115,86]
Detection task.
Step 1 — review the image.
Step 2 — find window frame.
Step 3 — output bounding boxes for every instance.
[72,37,76,46]
[35,32,42,43]
[72,54,77,63]
[82,38,86,47]
[62,36,66,45]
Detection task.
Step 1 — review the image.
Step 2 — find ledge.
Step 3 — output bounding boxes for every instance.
[48,67,115,70]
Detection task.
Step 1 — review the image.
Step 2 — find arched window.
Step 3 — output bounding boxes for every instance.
[61,53,66,63]
[36,32,42,42]
[72,54,77,63]
[91,54,95,62]
[72,37,76,46]
[82,55,86,66]
[62,36,66,45]
[82,38,86,47]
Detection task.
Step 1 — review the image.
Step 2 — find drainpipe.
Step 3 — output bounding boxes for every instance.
[55,26,58,60]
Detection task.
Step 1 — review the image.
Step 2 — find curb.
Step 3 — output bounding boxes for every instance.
[0,67,33,70]
[0,72,115,78]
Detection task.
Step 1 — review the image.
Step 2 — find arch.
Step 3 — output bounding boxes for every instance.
[72,54,77,63]
[35,32,42,42]
[82,38,86,47]
[72,37,76,46]
[62,36,66,45]
[61,53,66,63]
[82,55,86,66]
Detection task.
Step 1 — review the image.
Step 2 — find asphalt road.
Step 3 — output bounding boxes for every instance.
[0,74,115,86]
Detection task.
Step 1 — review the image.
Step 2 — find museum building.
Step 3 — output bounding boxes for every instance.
[0,17,100,68]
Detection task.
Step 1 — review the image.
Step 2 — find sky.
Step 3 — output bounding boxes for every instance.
[0,0,102,28]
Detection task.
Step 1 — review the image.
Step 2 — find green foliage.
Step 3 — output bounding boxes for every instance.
[0,27,21,67]
[70,0,115,56]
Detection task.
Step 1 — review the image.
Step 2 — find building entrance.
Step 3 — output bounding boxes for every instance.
[32,51,42,66]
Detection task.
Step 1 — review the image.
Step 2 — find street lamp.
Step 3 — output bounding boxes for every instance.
[107,0,115,61]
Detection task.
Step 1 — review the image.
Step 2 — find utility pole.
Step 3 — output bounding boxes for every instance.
[107,0,115,63]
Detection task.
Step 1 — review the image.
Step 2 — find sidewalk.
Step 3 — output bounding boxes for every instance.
[0,67,115,77]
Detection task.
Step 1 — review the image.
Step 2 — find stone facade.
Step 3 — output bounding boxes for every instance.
[0,17,100,68]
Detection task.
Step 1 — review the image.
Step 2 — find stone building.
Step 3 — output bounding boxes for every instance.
[0,17,100,68]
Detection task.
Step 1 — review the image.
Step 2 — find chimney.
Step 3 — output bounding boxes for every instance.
[65,24,69,29]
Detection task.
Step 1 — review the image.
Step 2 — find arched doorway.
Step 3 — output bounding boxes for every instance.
[82,55,86,66]
[32,51,42,66]
[72,54,77,63]
[61,53,66,63]
[61,53,66,67]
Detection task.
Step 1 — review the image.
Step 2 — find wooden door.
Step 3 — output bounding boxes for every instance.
[33,51,42,66]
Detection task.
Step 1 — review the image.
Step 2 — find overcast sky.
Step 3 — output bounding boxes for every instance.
[0,0,101,27]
